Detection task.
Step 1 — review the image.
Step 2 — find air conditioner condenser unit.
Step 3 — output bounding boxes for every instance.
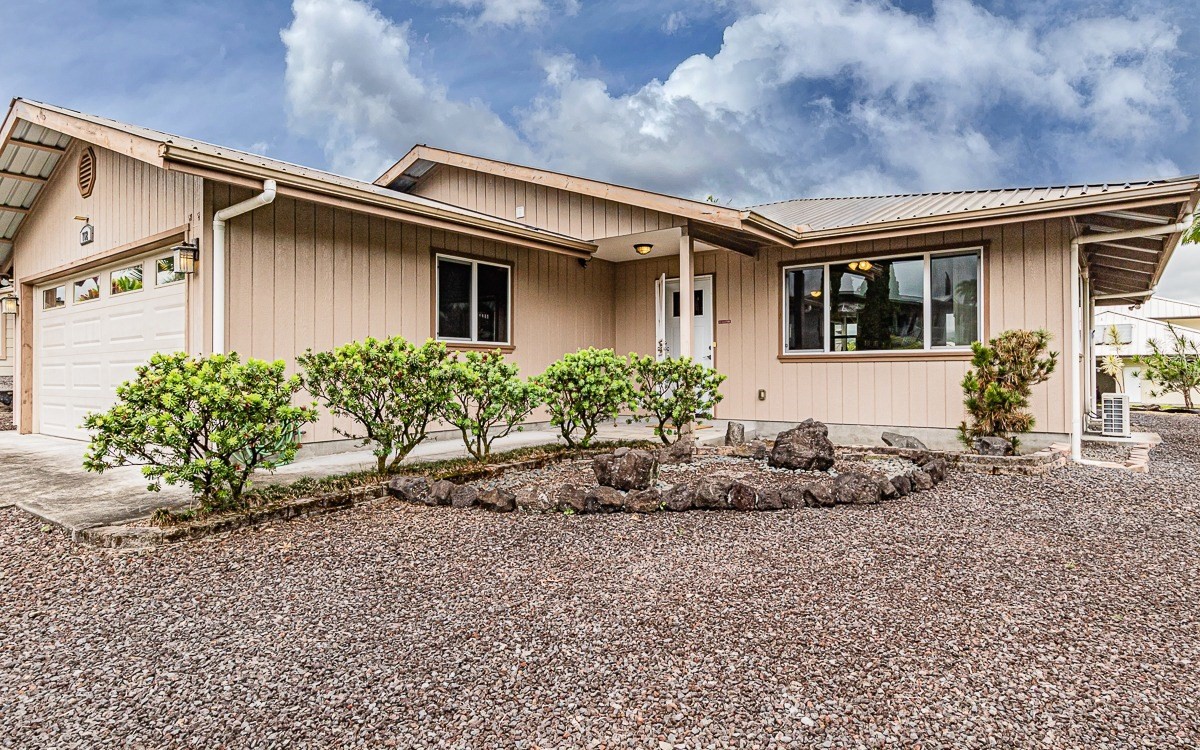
[1101,393,1131,438]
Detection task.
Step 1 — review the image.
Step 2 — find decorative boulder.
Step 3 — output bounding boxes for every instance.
[658,435,696,465]
[757,488,784,511]
[593,449,659,491]
[881,431,928,451]
[450,484,480,509]
[749,440,769,460]
[479,488,517,513]
[910,469,934,491]
[832,473,883,505]
[388,476,430,504]
[973,436,1014,456]
[429,479,456,506]
[586,485,626,512]
[725,422,747,446]
[921,457,948,483]
[879,480,899,499]
[692,477,735,510]
[624,488,662,514]
[661,482,696,512]
[768,420,835,471]
[729,482,759,511]
[891,474,912,497]
[779,486,807,509]
[557,484,587,513]
[802,483,836,508]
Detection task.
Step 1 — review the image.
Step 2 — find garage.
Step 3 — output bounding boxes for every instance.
[34,250,186,440]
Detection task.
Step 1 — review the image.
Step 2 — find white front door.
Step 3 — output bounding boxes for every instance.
[35,251,186,440]
[661,275,714,365]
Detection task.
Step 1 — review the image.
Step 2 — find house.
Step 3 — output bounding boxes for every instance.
[1,99,1196,458]
[1095,297,1200,405]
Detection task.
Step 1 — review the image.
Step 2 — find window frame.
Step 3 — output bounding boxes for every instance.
[110,263,146,296]
[155,255,186,286]
[42,285,66,310]
[433,252,513,347]
[72,275,101,304]
[781,246,984,356]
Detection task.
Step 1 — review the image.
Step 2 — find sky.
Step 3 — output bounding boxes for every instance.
[1,0,1197,297]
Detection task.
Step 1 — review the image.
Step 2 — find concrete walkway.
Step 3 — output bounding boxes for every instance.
[0,421,704,532]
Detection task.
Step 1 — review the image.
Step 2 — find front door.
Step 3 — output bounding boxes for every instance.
[659,275,714,365]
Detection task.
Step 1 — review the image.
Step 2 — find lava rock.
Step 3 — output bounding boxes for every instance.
[749,440,769,461]
[693,477,735,510]
[661,482,696,512]
[479,488,517,513]
[921,457,948,482]
[880,480,899,499]
[658,435,696,465]
[910,469,934,491]
[593,449,660,491]
[387,476,430,504]
[556,484,587,513]
[974,436,1014,456]
[758,488,784,511]
[450,484,480,509]
[779,486,807,509]
[429,479,456,506]
[882,431,929,450]
[729,482,759,511]
[833,473,883,505]
[725,422,746,446]
[768,420,835,471]
[624,488,662,513]
[586,485,626,512]
[802,483,836,508]
[891,474,913,497]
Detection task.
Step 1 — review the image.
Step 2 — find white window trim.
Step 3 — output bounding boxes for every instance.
[435,253,512,346]
[154,255,185,286]
[72,275,102,305]
[781,246,984,356]
[110,262,147,296]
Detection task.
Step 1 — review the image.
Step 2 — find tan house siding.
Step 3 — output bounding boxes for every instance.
[613,219,1073,436]
[208,185,618,443]
[412,165,686,241]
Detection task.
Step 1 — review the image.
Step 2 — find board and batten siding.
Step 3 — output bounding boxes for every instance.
[613,219,1073,436]
[206,184,618,443]
[411,165,687,241]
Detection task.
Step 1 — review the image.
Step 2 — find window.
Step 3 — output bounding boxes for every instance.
[156,256,184,285]
[42,286,65,310]
[436,255,511,344]
[782,249,982,354]
[73,276,100,303]
[110,264,144,295]
[671,289,705,318]
[1095,323,1133,346]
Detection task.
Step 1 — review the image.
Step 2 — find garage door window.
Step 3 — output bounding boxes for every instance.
[111,265,144,295]
[73,276,100,303]
[42,286,65,310]
[156,256,184,286]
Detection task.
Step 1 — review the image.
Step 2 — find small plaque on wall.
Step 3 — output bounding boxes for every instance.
[718,319,732,324]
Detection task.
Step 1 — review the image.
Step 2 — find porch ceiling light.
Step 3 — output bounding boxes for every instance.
[809,290,822,298]
[634,243,654,256]
[172,240,200,275]
[1,296,17,315]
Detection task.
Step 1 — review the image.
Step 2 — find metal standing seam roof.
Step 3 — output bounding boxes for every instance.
[0,120,71,250]
[749,180,1200,233]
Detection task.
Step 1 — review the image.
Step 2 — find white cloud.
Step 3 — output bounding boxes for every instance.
[663,11,688,34]
[440,0,579,28]
[282,0,1187,204]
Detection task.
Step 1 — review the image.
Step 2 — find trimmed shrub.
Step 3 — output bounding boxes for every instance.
[83,352,316,514]
[439,350,543,461]
[628,355,726,444]
[299,337,451,474]
[535,348,634,448]
[958,329,1058,451]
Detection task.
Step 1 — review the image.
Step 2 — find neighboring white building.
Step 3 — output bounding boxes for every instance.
[1095,296,1200,405]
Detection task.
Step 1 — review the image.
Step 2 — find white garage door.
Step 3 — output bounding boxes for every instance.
[35,250,186,440]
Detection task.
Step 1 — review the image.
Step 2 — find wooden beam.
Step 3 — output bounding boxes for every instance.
[0,170,47,184]
[5,138,65,155]
[18,281,31,433]
[1087,251,1157,267]
[1089,256,1157,274]
[0,205,31,215]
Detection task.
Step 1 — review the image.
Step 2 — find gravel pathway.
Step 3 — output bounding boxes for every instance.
[3,413,1199,748]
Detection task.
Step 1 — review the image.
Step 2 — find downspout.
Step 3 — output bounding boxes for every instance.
[1068,217,1194,461]
[212,180,277,353]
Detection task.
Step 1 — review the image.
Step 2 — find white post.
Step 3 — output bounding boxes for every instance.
[679,227,694,362]
[1069,239,1082,461]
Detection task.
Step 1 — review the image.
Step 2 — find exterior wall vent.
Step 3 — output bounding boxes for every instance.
[1100,393,1131,438]
[78,146,96,198]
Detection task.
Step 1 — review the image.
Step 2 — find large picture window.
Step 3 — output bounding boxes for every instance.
[436,254,511,345]
[783,248,982,354]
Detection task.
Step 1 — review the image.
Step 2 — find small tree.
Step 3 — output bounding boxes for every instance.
[958,329,1058,450]
[535,348,634,448]
[1098,323,1126,393]
[83,352,316,513]
[439,350,543,461]
[628,355,726,444]
[299,337,450,474]
[1135,324,1200,409]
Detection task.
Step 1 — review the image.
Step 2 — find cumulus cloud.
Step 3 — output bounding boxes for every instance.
[281,0,1187,204]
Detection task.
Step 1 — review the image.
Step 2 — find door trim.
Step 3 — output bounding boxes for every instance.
[662,273,716,366]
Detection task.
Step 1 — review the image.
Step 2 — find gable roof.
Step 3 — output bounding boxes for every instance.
[0,99,596,260]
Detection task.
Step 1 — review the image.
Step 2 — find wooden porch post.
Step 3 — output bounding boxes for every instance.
[679,225,694,361]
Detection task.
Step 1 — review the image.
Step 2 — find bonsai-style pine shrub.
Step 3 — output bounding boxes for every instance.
[958,329,1058,451]
[1135,323,1200,409]
[627,354,726,444]
[83,352,316,514]
[439,350,544,461]
[535,348,634,448]
[299,337,451,474]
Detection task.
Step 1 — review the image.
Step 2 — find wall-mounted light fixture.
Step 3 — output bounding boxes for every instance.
[75,215,94,246]
[172,240,200,275]
[1,296,18,316]
[634,243,653,256]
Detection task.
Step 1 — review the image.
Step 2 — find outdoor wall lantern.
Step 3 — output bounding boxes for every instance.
[634,243,654,256]
[1,296,18,316]
[172,240,200,275]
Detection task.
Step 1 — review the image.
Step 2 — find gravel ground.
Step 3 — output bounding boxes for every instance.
[1080,441,1133,464]
[0,402,14,431]
[2,413,1199,749]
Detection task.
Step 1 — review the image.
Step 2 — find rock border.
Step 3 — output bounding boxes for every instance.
[841,444,1069,476]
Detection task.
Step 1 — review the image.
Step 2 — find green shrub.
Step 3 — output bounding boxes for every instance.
[299,337,450,473]
[535,348,634,448]
[83,352,316,514]
[627,355,726,444]
[1135,323,1200,409]
[439,350,543,461]
[958,329,1058,450]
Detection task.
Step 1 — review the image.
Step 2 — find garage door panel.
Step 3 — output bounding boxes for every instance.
[35,253,186,441]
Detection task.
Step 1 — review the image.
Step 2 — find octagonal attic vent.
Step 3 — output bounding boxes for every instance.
[78,146,96,198]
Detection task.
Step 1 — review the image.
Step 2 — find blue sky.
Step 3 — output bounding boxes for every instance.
[2,0,1198,295]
